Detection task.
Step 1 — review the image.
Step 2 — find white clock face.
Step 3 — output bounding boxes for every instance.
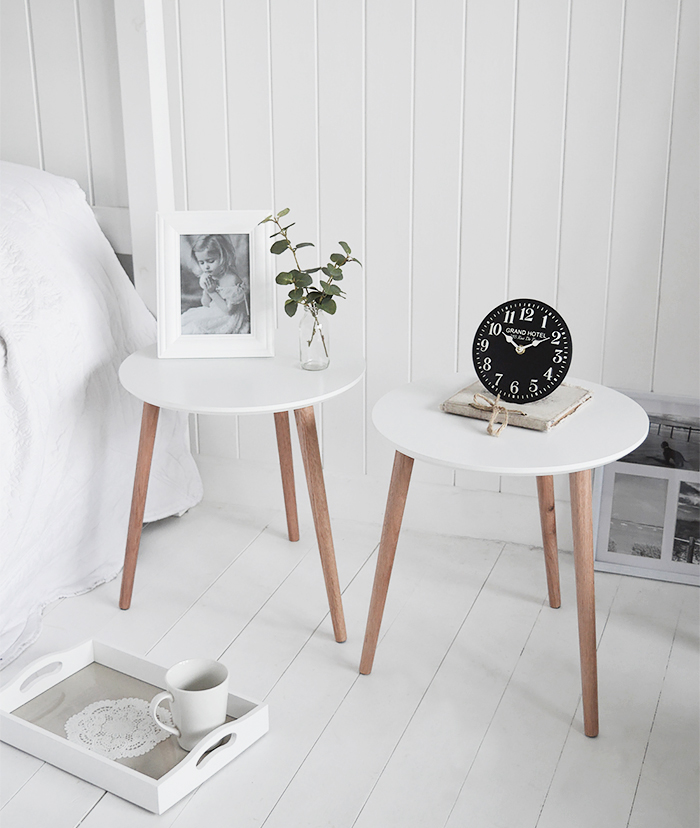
[472,299,572,403]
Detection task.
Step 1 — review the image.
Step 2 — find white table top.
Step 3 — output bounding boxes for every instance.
[373,375,649,476]
[119,344,365,414]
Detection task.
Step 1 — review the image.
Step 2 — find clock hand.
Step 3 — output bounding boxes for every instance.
[501,332,526,354]
[520,336,550,350]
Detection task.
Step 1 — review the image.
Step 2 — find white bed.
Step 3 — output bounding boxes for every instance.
[0,162,203,666]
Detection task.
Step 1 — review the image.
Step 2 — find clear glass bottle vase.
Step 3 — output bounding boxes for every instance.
[299,305,330,371]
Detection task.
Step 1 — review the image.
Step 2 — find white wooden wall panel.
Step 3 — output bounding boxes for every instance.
[178,0,229,210]
[223,0,273,211]
[654,0,699,397]
[455,0,516,493]
[365,0,414,479]
[316,0,366,476]
[508,0,569,304]
[406,0,465,488]
[78,0,128,207]
[557,0,624,384]
[28,0,91,197]
[603,0,680,391]
[0,0,42,168]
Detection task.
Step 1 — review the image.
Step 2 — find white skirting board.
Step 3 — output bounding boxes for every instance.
[194,454,576,553]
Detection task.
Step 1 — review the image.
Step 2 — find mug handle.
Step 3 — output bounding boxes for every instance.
[150,691,180,737]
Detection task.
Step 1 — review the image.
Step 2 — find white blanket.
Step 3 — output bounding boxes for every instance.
[0,162,203,666]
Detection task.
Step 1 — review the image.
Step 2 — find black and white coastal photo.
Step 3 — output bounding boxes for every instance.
[180,234,251,335]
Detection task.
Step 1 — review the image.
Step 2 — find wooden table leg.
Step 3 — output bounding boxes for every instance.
[360,451,415,675]
[274,411,300,542]
[119,402,160,610]
[536,475,561,609]
[294,406,347,643]
[569,469,599,737]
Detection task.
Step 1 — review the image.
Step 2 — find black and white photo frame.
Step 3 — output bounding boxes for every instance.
[156,211,274,358]
[594,391,700,586]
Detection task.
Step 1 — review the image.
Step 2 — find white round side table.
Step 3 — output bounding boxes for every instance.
[360,375,649,736]
[118,344,365,643]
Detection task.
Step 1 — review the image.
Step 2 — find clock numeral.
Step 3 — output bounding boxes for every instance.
[544,367,553,380]
[483,357,492,371]
[541,314,548,328]
[504,310,515,324]
[510,381,519,395]
[495,373,503,386]
[553,349,564,363]
[489,322,502,336]
[479,338,489,352]
[529,379,538,393]
[519,307,534,322]
[551,330,562,344]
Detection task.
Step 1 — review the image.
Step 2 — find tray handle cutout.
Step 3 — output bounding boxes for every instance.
[19,661,63,693]
[196,732,237,769]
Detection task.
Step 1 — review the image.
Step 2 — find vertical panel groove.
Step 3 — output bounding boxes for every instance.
[454,0,468,375]
[175,0,188,209]
[24,0,44,170]
[601,0,628,384]
[407,0,417,381]
[314,0,324,460]
[266,0,278,331]
[362,0,368,474]
[73,0,94,205]
[651,0,683,393]
[554,0,573,308]
[221,0,231,211]
[504,0,520,301]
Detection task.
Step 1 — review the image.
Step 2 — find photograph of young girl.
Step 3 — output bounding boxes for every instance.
[179,233,251,335]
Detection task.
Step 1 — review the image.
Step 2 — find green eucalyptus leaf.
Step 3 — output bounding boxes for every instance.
[320,281,342,295]
[330,252,345,264]
[275,272,293,284]
[320,297,337,314]
[295,242,314,249]
[277,207,290,218]
[271,239,290,255]
[296,272,313,287]
[288,288,304,302]
[284,299,298,317]
[326,264,343,277]
[306,266,322,273]
[339,241,351,255]
[259,215,273,224]
[351,257,362,267]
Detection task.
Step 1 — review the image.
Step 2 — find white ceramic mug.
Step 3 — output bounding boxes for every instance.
[150,659,229,751]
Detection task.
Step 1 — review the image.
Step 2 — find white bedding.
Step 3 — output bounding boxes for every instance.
[0,162,203,666]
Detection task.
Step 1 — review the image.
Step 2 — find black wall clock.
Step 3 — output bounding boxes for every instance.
[472,299,572,404]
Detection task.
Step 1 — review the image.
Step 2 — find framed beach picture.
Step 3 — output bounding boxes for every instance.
[594,392,700,586]
[156,211,274,358]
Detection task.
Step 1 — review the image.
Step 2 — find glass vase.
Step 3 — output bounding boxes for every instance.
[299,306,330,371]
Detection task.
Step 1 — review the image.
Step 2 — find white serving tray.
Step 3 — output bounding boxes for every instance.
[0,641,269,814]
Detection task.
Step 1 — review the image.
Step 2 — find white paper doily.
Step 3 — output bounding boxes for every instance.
[64,698,174,759]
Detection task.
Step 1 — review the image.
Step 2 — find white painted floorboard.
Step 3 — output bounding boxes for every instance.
[0,500,697,828]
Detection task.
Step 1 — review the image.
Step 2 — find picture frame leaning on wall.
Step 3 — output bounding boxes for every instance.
[594,391,700,586]
[156,211,274,358]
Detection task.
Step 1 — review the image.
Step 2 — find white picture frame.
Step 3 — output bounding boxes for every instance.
[594,391,699,586]
[156,210,274,358]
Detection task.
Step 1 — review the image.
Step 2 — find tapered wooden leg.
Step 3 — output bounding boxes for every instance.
[360,451,415,675]
[294,406,346,643]
[569,469,599,737]
[119,403,160,609]
[536,475,561,609]
[274,411,300,542]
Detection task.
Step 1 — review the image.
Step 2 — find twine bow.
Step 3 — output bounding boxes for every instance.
[470,393,515,437]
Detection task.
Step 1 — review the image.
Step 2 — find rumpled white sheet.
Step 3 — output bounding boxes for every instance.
[0,162,203,666]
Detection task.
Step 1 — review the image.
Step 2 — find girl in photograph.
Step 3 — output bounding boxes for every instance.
[180,235,250,335]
